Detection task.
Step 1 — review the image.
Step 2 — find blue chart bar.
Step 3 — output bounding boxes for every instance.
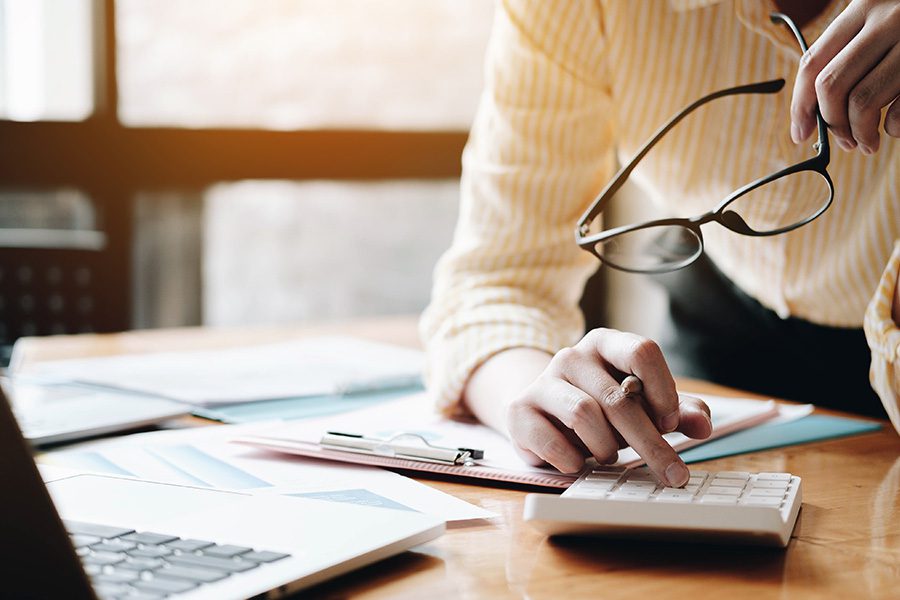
[51,451,136,478]
[147,444,272,490]
[290,489,415,512]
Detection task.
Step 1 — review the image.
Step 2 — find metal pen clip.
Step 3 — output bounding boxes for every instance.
[320,431,485,466]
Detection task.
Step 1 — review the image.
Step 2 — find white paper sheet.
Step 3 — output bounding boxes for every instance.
[24,336,424,406]
[38,422,495,523]
[764,401,815,424]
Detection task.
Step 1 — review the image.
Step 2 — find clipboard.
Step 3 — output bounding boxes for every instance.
[232,391,785,490]
[232,432,578,490]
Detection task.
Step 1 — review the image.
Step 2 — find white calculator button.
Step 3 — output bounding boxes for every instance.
[757,472,791,481]
[593,466,626,474]
[715,471,751,480]
[706,486,742,496]
[688,470,709,479]
[625,469,657,482]
[687,476,706,486]
[710,478,746,488]
[579,480,616,492]
[660,485,697,494]
[609,489,652,501]
[752,480,790,490]
[700,494,739,504]
[620,481,657,491]
[747,487,785,497]
[656,490,695,502]
[741,496,783,507]
[586,473,621,481]
[655,495,693,503]
[568,488,609,498]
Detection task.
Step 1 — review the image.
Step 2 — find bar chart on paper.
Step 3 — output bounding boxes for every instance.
[42,443,274,490]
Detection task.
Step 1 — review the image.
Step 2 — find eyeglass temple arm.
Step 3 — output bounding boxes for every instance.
[577,78,785,230]
[770,12,829,158]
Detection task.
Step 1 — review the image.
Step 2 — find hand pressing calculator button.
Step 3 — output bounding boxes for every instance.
[524,466,801,547]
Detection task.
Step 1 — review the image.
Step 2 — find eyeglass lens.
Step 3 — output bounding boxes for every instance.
[720,169,831,234]
[595,225,702,272]
[596,168,831,271]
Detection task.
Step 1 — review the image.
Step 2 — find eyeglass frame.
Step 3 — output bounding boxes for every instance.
[575,12,833,274]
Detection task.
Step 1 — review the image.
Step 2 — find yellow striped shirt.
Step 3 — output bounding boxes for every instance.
[420,0,900,431]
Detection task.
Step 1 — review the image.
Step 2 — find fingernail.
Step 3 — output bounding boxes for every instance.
[666,461,690,487]
[661,410,679,433]
[836,137,853,151]
[790,122,800,144]
[860,144,873,155]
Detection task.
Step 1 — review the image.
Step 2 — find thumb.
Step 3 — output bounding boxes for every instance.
[674,394,713,439]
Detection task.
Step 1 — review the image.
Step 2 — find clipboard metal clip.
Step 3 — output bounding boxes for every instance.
[321,431,485,466]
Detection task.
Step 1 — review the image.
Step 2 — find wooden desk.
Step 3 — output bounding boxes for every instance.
[12,317,900,600]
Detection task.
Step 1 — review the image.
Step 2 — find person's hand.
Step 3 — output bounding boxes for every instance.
[506,328,712,487]
[790,0,900,154]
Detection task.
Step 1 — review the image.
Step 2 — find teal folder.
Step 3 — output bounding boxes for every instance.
[679,414,882,463]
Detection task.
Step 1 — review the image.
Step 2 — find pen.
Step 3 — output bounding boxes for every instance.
[321,431,484,466]
[620,375,642,395]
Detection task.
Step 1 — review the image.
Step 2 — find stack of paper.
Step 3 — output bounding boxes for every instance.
[23,336,424,407]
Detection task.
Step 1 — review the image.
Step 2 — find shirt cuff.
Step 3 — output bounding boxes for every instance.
[420,305,583,418]
[864,240,900,434]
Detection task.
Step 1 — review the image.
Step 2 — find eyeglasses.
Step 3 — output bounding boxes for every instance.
[575,12,832,274]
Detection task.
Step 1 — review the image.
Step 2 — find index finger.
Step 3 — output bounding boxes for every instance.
[600,386,690,487]
[578,329,679,433]
[790,5,864,145]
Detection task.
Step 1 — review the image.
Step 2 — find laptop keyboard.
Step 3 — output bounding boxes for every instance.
[66,520,291,599]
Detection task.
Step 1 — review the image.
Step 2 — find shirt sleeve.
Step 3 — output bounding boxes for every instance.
[864,240,900,434]
[419,0,616,416]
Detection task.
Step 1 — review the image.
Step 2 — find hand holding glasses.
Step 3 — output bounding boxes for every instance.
[576,13,833,274]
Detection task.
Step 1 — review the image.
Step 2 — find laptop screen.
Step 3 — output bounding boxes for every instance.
[0,386,95,599]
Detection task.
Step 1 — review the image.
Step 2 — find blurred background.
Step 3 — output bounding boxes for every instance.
[0,0,662,360]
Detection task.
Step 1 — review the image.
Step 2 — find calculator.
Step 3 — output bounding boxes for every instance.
[524,466,801,547]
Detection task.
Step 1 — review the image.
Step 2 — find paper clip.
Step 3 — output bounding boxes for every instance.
[320,431,485,466]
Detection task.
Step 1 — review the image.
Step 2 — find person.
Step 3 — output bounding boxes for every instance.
[420,0,900,488]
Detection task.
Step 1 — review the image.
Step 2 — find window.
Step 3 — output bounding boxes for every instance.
[117,0,492,130]
[202,179,459,326]
[0,0,94,121]
[1,0,492,344]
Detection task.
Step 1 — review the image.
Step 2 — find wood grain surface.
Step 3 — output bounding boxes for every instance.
[12,317,900,599]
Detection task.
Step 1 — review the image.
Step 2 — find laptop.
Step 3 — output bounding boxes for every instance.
[3,376,189,446]
[0,386,444,599]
